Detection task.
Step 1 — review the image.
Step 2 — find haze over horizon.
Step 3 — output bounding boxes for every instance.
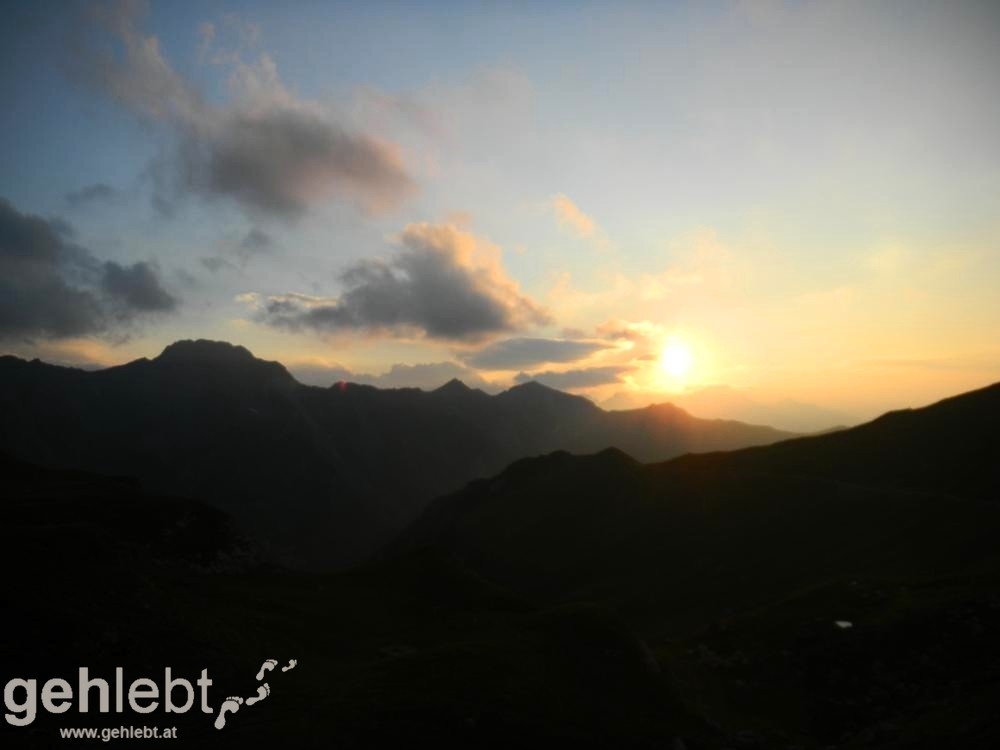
[2,0,999,429]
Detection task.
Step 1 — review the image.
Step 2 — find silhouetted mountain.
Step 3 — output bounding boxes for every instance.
[382,380,1000,746]
[0,451,240,566]
[0,454,718,749]
[5,381,1000,747]
[604,383,853,433]
[0,339,793,568]
[667,380,1000,502]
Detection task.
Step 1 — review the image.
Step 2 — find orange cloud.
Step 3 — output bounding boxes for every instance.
[245,222,550,341]
[551,194,596,238]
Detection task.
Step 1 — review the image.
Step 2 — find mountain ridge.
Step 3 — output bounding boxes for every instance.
[391,376,1000,610]
[4,354,1000,746]
[662,379,1000,502]
[0,339,796,568]
[372,376,1000,746]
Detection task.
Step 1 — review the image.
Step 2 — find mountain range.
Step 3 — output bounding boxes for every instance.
[602,383,853,433]
[392,382,1000,621]
[0,339,794,568]
[2,357,999,747]
[378,380,1000,746]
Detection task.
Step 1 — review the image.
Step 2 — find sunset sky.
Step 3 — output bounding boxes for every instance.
[2,0,999,428]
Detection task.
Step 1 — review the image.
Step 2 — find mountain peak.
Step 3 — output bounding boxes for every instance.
[503,380,558,397]
[508,379,547,390]
[156,339,256,364]
[435,378,472,394]
[500,380,598,411]
[152,339,295,383]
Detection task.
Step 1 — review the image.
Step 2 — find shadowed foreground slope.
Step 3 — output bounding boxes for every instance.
[4,381,999,747]
[0,453,713,749]
[387,381,1000,746]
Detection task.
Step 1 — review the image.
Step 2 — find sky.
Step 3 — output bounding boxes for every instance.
[1,0,999,430]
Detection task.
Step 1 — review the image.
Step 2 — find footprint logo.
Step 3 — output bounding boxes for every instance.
[255,658,278,681]
[213,696,243,730]
[214,658,299,730]
[246,683,270,706]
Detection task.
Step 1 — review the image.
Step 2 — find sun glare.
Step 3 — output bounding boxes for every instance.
[660,338,694,380]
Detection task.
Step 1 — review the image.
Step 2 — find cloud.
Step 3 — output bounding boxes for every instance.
[65,183,117,207]
[593,319,672,358]
[596,318,663,343]
[179,103,414,218]
[198,227,274,274]
[101,260,176,312]
[515,365,634,390]
[249,222,549,341]
[200,256,234,273]
[0,196,177,341]
[547,193,614,255]
[551,194,595,238]
[240,228,272,254]
[464,337,607,369]
[196,21,215,62]
[235,227,273,265]
[76,2,415,220]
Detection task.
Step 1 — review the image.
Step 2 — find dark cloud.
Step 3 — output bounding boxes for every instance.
[0,197,177,341]
[232,227,273,267]
[198,228,272,274]
[200,256,234,273]
[102,260,176,312]
[252,223,549,341]
[173,267,199,288]
[187,109,414,219]
[514,366,634,390]
[240,228,272,254]
[65,183,117,207]
[464,337,607,370]
[75,2,414,220]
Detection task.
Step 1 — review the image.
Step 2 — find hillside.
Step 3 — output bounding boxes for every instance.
[4,380,1000,747]
[666,381,1000,502]
[0,339,793,568]
[0,453,718,749]
[385,381,1000,746]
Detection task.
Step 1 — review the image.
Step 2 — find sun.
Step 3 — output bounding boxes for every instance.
[660,337,694,380]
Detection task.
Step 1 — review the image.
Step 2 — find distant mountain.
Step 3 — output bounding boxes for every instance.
[395,381,1000,604]
[667,380,1000,502]
[0,339,793,568]
[603,383,853,433]
[6,380,1000,747]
